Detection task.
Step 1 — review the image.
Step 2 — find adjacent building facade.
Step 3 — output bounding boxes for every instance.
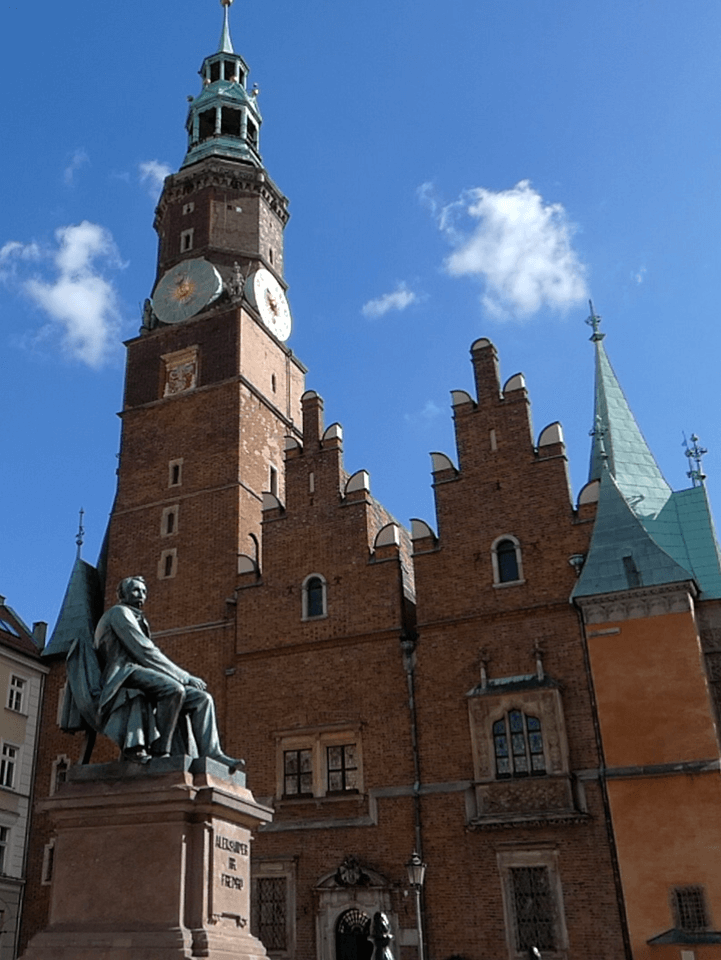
[19,7,721,960]
[0,599,46,960]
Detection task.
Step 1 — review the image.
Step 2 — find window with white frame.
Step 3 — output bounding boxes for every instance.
[498,847,568,960]
[492,535,524,585]
[0,745,17,789]
[7,675,25,713]
[277,728,363,799]
[302,574,327,620]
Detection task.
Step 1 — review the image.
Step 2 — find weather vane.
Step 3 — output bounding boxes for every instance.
[585,300,604,341]
[76,507,85,559]
[683,433,708,487]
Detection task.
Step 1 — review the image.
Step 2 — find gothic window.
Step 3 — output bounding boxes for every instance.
[269,465,278,497]
[493,711,546,779]
[7,675,25,713]
[492,535,523,585]
[509,866,557,952]
[161,505,179,537]
[0,744,17,789]
[302,574,327,620]
[169,459,183,487]
[158,549,178,580]
[326,744,359,793]
[673,886,710,932]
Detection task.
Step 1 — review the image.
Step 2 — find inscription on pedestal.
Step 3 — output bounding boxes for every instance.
[210,821,251,928]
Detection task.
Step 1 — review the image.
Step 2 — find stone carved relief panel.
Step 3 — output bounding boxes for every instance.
[162,345,199,398]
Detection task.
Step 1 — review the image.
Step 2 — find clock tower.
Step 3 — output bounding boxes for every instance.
[105,0,305,649]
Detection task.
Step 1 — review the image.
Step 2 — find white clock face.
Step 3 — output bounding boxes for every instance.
[245,268,292,341]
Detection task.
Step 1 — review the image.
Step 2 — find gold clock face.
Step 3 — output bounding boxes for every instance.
[245,268,292,341]
[152,259,223,325]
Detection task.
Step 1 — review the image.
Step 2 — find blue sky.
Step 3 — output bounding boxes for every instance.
[3,0,721,630]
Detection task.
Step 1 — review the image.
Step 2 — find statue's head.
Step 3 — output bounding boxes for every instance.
[117,576,147,609]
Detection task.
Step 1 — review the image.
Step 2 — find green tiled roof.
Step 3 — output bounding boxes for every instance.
[43,558,103,658]
[580,333,721,599]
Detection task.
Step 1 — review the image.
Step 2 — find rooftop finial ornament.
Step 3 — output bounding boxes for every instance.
[684,432,708,487]
[585,299,604,342]
[218,0,235,54]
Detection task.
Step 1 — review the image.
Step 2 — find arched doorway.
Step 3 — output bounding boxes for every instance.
[335,908,373,960]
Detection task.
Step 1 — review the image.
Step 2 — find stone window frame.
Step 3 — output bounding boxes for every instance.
[301,573,327,621]
[158,548,178,581]
[41,838,56,885]
[497,845,569,960]
[491,534,525,587]
[182,202,195,215]
[251,857,297,958]
[161,504,180,538]
[180,227,194,252]
[168,458,184,488]
[274,726,364,801]
[50,754,72,796]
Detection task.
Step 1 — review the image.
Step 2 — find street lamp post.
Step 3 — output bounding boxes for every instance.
[406,852,426,960]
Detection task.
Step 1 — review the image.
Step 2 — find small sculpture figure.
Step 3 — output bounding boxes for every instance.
[369,912,394,960]
[62,576,243,771]
[141,298,156,331]
[227,261,245,299]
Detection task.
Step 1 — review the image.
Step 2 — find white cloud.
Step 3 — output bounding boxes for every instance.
[404,399,444,426]
[634,266,647,284]
[20,222,123,368]
[64,149,89,185]
[362,282,418,318]
[428,179,588,320]
[139,160,172,198]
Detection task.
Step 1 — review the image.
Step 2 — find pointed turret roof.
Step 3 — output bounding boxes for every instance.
[43,557,103,658]
[218,0,235,53]
[575,308,721,599]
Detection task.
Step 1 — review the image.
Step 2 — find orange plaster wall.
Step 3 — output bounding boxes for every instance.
[587,611,719,768]
[608,774,721,960]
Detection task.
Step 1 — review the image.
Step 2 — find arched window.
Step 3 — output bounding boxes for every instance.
[493,710,545,778]
[302,574,327,620]
[492,535,523,584]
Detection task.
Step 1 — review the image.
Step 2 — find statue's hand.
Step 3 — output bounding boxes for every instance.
[187,676,207,691]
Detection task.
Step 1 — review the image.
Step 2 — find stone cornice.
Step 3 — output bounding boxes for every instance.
[575,580,697,624]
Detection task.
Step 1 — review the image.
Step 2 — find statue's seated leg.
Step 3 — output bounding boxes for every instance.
[182,686,245,772]
[125,667,186,757]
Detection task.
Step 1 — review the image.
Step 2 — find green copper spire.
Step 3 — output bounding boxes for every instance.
[587,306,671,520]
[181,1,263,169]
[218,0,235,54]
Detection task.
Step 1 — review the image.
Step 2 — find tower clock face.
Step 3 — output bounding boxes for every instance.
[152,259,223,325]
[245,268,292,341]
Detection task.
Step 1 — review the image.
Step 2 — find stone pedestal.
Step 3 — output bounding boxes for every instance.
[21,757,273,960]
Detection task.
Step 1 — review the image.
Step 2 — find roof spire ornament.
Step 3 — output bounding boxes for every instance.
[684,433,708,487]
[76,507,85,559]
[218,0,235,54]
[585,299,604,342]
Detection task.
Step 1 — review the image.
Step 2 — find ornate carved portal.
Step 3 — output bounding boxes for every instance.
[315,861,395,960]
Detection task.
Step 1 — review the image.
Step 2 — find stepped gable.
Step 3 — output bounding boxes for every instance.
[234,389,415,656]
[413,337,592,624]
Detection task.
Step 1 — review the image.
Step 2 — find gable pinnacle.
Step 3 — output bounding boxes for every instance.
[585,299,605,342]
[218,0,235,54]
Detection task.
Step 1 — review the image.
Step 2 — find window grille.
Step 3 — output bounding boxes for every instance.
[673,886,709,931]
[7,676,24,713]
[337,909,371,935]
[327,744,359,792]
[496,539,520,582]
[283,749,312,796]
[493,711,545,778]
[0,745,17,789]
[510,866,556,952]
[253,877,287,950]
